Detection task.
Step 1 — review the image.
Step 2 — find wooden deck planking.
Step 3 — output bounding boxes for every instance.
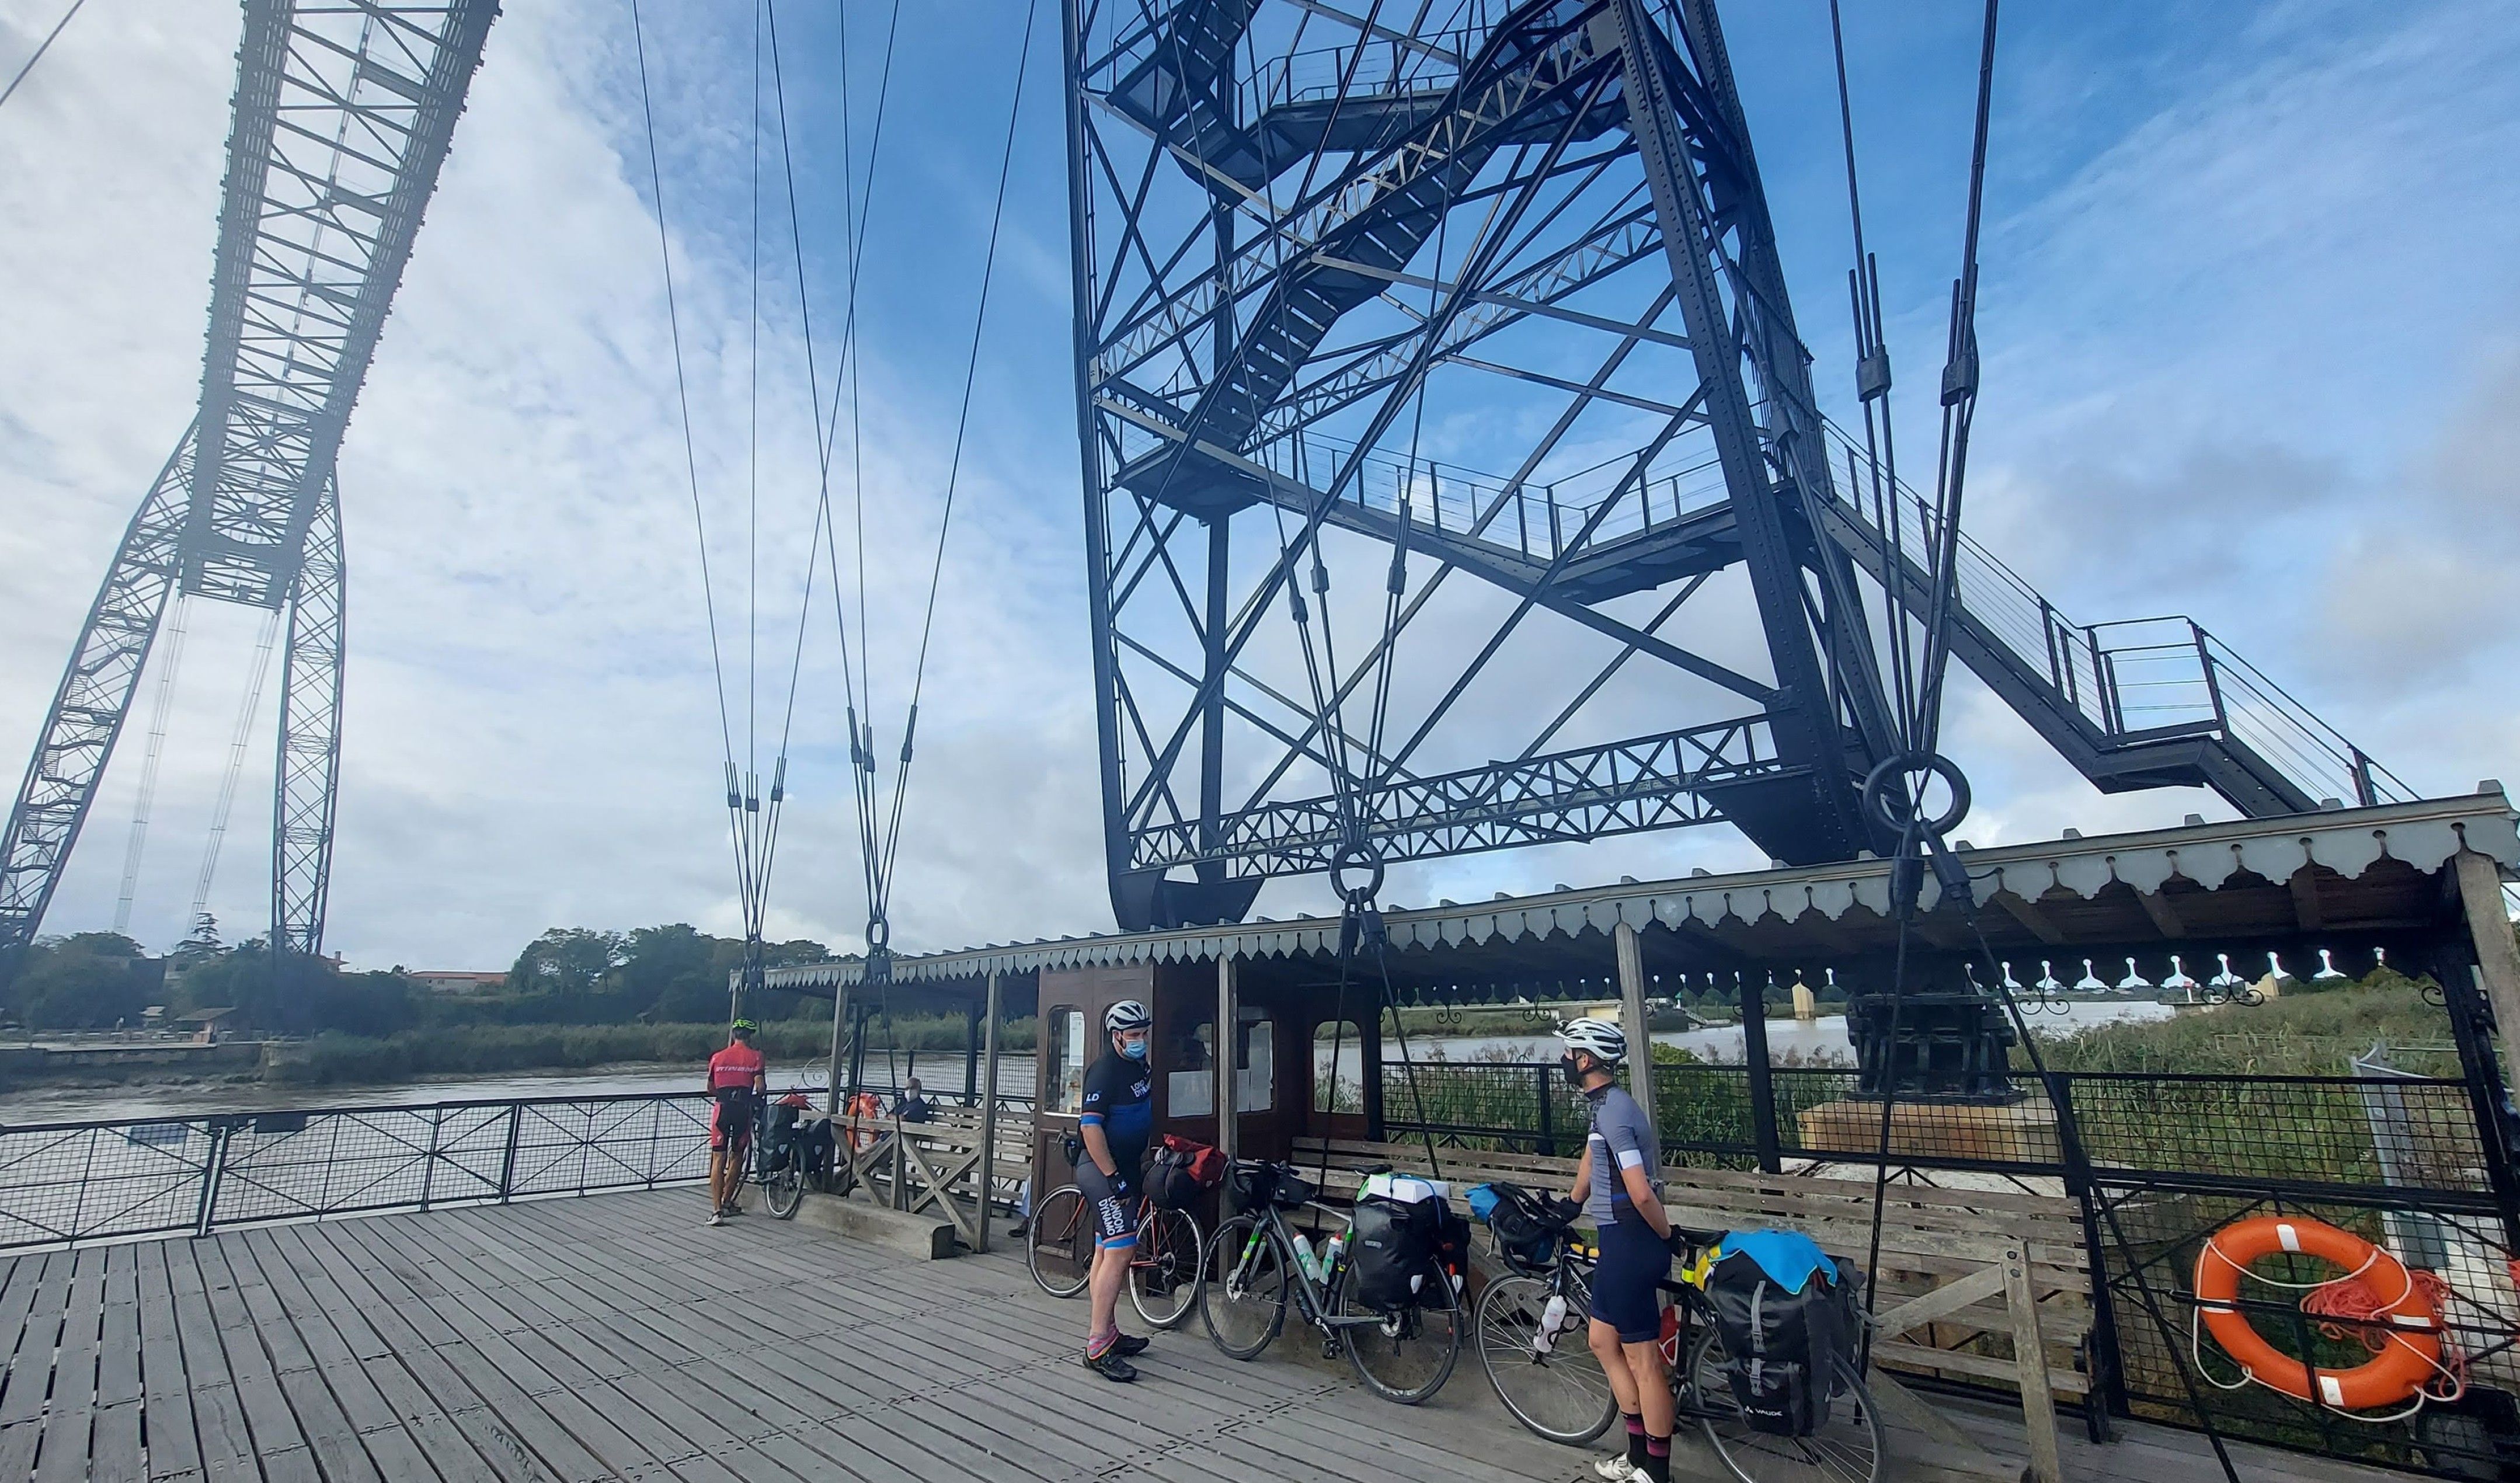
[0,1185,2439,1482]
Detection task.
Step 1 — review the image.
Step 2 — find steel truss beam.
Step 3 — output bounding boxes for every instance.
[0,0,495,964]
[1067,0,1905,927]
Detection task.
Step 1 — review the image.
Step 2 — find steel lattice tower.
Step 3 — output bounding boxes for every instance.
[1064,0,2406,930]
[0,0,496,964]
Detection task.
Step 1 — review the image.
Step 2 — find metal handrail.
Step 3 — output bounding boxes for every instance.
[0,1086,1040,1255]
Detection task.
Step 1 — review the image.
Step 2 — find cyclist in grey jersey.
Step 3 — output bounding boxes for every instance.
[1583,1080,1662,1223]
[1561,1017,1679,1483]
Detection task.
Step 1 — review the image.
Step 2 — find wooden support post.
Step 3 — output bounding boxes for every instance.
[1216,956,1239,1165]
[824,979,851,1115]
[977,970,1002,1253]
[2456,850,2520,1073]
[1614,922,1656,1129]
[2004,1241,2065,1483]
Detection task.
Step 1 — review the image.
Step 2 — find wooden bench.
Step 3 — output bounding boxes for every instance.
[1295,1136,2087,1483]
[798,1108,1032,1247]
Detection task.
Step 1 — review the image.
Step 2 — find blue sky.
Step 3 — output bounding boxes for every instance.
[0,0,2512,969]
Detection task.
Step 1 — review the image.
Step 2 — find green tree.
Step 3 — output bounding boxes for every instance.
[504,928,626,1013]
[619,924,722,1022]
[9,943,151,1029]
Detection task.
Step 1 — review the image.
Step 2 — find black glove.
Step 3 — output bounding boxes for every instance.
[1663,1229,1693,1261]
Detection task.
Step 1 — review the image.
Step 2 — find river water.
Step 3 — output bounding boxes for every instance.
[0,1000,2169,1127]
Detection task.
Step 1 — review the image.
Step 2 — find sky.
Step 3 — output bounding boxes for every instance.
[0,0,2513,972]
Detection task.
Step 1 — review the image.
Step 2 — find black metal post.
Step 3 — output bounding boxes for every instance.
[1535,1066,1555,1157]
[417,1106,443,1211]
[496,1102,523,1203]
[1739,974,1781,1172]
[1360,1002,1386,1140]
[192,1118,232,1238]
[2431,938,2520,1251]
[963,1001,982,1107]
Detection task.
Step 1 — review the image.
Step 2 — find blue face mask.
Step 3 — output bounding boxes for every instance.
[1120,1038,1149,1061]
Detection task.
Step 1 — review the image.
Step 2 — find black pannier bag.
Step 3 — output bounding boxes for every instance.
[756,1099,801,1178]
[1226,1160,1317,1214]
[1349,1195,1443,1310]
[1704,1245,1855,1437]
[1482,1183,1577,1275]
[1145,1144,1201,1210]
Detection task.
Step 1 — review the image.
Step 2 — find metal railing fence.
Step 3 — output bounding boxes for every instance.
[1377,1060,2495,1200]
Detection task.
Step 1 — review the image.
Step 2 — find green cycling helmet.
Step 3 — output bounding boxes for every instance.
[730,1017,760,1035]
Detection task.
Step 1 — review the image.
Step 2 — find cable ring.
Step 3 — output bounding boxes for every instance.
[1330,843,1385,907]
[1861,750,1971,838]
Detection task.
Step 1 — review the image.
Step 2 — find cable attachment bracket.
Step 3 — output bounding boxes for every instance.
[862,915,892,985]
[1861,750,1977,918]
[1331,842,1387,961]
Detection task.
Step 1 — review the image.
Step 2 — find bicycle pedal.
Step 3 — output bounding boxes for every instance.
[1320,1338,1340,1359]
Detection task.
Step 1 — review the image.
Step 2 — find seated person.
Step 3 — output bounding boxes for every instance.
[895,1077,935,1123]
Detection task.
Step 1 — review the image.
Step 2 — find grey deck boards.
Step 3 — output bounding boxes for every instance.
[0,1188,2411,1481]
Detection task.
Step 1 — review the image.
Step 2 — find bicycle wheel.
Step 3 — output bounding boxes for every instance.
[1129,1206,1204,1330]
[765,1160,806,1220]
[1339,1262,1463,1404]
[1685,1330,1884,1483]
[1026,1186,1093,1299]
[1478,1274,1615,1444]
[1199,1216,1289,1360]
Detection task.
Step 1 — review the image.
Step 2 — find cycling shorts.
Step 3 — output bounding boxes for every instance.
[1076,1160,1141,1250]
[711,1093,758,1152]
[1589,1214,1672,1345]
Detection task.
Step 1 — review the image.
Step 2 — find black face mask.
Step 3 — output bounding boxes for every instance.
[1560,1054,1588,1087]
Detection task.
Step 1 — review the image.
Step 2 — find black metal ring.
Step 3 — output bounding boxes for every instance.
[1861,750,1971,838]
[1329,843,1385,906]
[865,917,890,950]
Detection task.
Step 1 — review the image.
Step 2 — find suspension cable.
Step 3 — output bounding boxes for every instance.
[188,609,283,932]
[628,0,742,799]
[872,0,1043,909]
[0,0,85,114]
[113,594,190,937]
[1912,0,2001,756]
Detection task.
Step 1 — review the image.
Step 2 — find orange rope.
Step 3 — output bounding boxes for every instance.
[2300,1272,2466,1401]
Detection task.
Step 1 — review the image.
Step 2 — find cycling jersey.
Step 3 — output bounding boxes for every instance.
[1078,1051,1153,1176]
[1582,1082,1661,1226]
[708,1042,765,1094]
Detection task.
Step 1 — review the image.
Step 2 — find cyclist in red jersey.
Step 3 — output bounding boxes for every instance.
[705,1019,767,1226]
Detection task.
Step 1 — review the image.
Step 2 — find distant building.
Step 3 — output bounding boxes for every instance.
[177,1007,237,1044]
[410,970,506,995]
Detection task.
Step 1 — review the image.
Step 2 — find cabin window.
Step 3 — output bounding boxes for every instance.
[1049,1007,1087,1112]
[1313,1019,1365,1113]
[1235,1007,1275,1113]
[1168,1019,1216,1117]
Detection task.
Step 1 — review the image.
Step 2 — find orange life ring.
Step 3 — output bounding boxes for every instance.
[2194,1215,2442,1410]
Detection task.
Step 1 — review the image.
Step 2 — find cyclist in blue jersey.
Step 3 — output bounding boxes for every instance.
[1077,1000,1156,1380]
[1562,1016,1680,1483]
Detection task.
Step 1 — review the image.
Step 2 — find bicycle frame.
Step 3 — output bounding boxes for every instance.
[1227,1199,1391,1334]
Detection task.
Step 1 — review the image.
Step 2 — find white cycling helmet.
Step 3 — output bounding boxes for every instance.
[1556,1016,1627,1067]
[1105,1000,1153,1033]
